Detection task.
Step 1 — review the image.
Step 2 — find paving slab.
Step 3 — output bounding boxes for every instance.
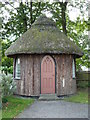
[39,94,60,100]
[16,100,88,118]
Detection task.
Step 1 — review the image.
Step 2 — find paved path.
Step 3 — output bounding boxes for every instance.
[17,100,88,118]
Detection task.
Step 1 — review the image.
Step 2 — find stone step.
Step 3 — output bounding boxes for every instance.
[39,94,60,101]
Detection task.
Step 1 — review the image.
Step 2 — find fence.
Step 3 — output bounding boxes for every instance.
[76,71,90,88]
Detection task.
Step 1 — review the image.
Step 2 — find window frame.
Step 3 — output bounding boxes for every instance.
[72,58,76,79]
[14,58,21,80]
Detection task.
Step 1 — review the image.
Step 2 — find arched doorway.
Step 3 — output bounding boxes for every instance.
[41,55,55,94]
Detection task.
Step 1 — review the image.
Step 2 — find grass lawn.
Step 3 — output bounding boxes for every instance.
[64,88,88,104]
[2,96,35,119]
[0,110,2,120]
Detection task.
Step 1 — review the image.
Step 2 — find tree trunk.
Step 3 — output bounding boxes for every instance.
[29,1,33,27]
[60,2,67,35]
[30,2,41,26]
[20,2,27,32]
[32,2,41,24]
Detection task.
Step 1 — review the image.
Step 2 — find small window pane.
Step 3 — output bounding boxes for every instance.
[72,59,75,78]
[15,58,21,79]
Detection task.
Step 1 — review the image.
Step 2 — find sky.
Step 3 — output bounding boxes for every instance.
[1,1,87,42]
[0,0,88,21]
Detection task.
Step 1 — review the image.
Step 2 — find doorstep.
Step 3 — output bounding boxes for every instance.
[39,94,60,101]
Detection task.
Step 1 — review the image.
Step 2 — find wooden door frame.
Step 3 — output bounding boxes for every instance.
[40,55,56,94]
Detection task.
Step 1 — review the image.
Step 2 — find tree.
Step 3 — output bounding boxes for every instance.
[1,2,47,40]
[60,2,67,35]
[0,1,47,74]
[1,40,13,75]
[0,1,89,71]
[66,1,89,70]
[46,2,67,34]
[47,1,89,70]
[0,39,1,67]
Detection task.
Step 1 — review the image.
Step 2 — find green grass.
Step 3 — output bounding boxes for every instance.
[0,110,2,120]
[64,89,88,104]
[2,96,35,119]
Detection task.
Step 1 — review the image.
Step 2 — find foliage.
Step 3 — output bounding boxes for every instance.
[1,74,16,97]
[77,81,88,88]
[0,39,1,66]
[64,90,88,104]
[50,1,89,70]
[1,59,13,75]
[2,97,8,103]
[0,2,48,74]
[67,16,89,70]
[0,1,89,71]
[1,40,13,74]
[48,2,67,34]
[2,96,34,119]
[1,2,47,40]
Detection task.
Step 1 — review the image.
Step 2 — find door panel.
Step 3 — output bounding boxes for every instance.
[41,56,55,94]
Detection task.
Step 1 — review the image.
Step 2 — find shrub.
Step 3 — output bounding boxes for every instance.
[1,74,16,97]
[1,66,13,75]
[77,81,88,88]
[2,97,8,103]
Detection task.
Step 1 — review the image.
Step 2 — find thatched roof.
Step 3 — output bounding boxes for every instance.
[5,15,83,58]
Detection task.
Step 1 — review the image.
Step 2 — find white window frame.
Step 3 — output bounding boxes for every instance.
[15,58,21,79]
[72,59,75,78]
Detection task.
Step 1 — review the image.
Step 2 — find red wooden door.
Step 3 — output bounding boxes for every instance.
[41,56,55,94]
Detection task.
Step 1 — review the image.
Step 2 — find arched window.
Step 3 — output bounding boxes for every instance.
[15,58,21,79]
[72,59,75,78]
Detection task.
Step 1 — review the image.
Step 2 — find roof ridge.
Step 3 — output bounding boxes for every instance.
[33,15,56,26]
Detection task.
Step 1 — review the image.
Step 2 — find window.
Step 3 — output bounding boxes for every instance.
[72,59,75,78]
[15,58,21,79]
